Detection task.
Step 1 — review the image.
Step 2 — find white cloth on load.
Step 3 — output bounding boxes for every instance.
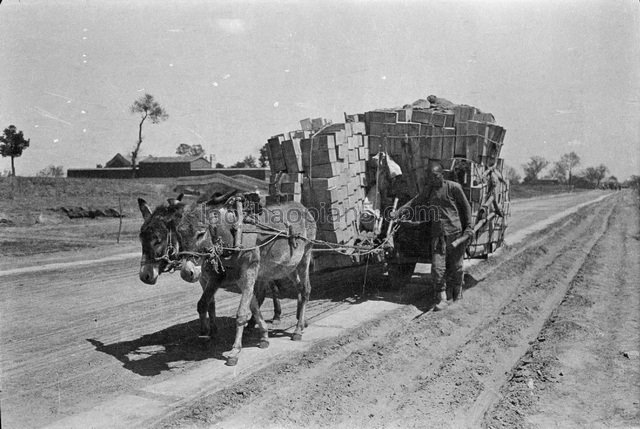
[371,152,402,178]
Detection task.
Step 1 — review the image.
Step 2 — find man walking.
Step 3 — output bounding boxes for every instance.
[417,164,473,310]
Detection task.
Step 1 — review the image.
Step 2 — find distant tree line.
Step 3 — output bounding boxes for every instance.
[215,144,270,169]
[507,151,619,189]
[37,165,65,177]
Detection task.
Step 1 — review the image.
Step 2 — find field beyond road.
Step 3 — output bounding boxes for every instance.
[0,179,637,429]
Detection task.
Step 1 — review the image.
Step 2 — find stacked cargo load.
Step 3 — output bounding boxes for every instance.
[265,117,370,252]
[265,95,509,268]
[361,95,506,196]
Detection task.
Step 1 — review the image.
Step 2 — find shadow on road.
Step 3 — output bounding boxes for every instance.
[86,316,270,376]
[88,266,482,377]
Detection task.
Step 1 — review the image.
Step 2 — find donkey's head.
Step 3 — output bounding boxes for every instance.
[137,194,186,284]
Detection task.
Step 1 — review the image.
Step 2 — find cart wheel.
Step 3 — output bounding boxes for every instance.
[387,262,416,290]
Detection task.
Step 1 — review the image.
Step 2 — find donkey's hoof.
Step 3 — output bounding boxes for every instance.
[271,318,281,326]
[226,356,239,366]
[259,340,270,349]
[292,333,303,341]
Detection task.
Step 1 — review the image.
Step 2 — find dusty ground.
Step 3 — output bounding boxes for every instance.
[485,190,640,428]
[1,189,637,428]
[161,190,639,429]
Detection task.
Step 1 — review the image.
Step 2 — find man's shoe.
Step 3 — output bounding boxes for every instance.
[434,291,448,311]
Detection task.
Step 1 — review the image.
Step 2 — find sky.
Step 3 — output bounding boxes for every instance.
[1,0,639,179]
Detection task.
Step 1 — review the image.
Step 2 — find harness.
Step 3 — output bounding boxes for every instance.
[142,196,398,275]
[140,228,183,274]
[142,198,305,275]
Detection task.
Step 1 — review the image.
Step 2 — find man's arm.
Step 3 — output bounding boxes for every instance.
[452,183,473,232]
[390,185,430,220]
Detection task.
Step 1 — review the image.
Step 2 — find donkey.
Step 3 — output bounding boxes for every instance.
[196,195,316,366]
[138,191,316,366]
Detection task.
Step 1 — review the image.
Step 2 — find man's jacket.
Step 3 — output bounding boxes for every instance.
[414,180,473,237]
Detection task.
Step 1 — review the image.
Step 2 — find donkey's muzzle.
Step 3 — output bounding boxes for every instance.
[180,260,201,283]
[139,264,159,285]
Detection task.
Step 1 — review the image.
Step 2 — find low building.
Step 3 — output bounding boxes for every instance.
[67,167,136,179]
[138,156,211,177]
[67,154,270,181]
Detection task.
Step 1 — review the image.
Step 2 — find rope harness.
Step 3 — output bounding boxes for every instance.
[143,208,395,274]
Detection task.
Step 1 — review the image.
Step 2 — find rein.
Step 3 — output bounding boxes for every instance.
[143,199,395,275]
[144,219,296,275]
[146,228,182,273]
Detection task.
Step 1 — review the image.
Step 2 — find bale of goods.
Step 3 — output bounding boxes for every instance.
[265,94,508,267]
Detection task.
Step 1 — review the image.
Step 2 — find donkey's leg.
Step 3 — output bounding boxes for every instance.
[249,293,269,349]
[197,270,218,338]
[271,280,282,325]
[247,282,268,330]
[227,261,259,366]
[292,249,312,341]
[207,297,217,339]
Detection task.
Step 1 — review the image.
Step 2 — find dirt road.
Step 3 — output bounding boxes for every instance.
[1,190,637,428]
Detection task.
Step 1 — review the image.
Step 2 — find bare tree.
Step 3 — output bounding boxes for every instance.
[549,161,568,183]
[522,156,549,183]
[559,152,581,185]
[584,164,609,188]
[503,165,521,184]
[176,143,205,157]
[130,94,168,177]
[0,125,30,177]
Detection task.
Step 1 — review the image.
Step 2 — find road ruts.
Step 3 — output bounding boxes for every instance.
[160,194,622,429]
[483,191,640,428]
[0,190,619,429]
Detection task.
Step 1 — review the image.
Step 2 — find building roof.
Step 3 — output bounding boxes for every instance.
[105,153,132,167]
[139,155,206,164]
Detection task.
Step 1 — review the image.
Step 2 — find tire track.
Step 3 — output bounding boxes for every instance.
[161,195,619,429]
[483,191,640,428]
[0,192,618,429]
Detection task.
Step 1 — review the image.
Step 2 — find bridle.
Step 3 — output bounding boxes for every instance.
[140,227,182,273]
[140,198,307,276]
[156,228,181,272]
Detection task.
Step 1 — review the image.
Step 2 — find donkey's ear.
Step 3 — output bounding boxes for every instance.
[168,193,185,205]
[138,198,152,220]
[169,202,186,217]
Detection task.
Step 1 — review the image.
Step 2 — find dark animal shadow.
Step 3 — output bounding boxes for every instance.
[86,316,269,377]
[88,266,483,377]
